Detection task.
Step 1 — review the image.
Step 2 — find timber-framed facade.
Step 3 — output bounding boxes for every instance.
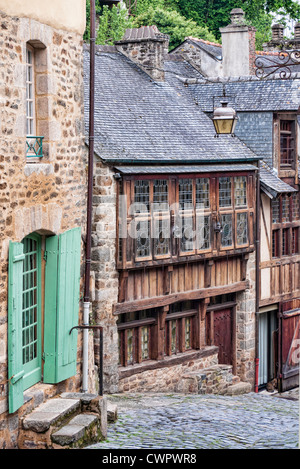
[84,25,260,394]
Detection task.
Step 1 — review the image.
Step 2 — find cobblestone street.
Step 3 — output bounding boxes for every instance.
[89,390,299,450]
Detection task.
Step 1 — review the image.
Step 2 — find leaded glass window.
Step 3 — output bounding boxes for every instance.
[134,180,149,213]
[234,176,247,207]
[272,198,280,224]
[292,227,299,254]
[196,178,210,209]
[282,195,290,223]
[179,179,193,209]
[185,317,191,350]
[141,326,150,360]
[153,217,169,256]
[271,193,300,258]
[153,179,168,211]
[219,177,232,207]
[280,120,295,167]
[292,193,300,221]
[196,214,211,250]
[126,329,134,365]
[221,214,233,247]
[236,212,248,245]
[135,219,150,258]
[180,216,194,252]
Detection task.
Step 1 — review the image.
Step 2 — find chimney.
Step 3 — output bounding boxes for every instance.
[220,8,256,77]
[115,26,169,81]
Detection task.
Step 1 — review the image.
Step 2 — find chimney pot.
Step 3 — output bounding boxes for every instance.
[294,22,300,39]
[230,8,246,25]
[272,23,284,41]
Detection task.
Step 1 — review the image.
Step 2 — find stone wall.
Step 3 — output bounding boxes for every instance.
[235,112,274,168]
[0,11,86,448]
[235,252,256,386]
[171,40,223,77]
[91,157,119,394]
[119,349,219,393]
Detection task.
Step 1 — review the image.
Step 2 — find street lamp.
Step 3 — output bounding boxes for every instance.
[212,98,238,136]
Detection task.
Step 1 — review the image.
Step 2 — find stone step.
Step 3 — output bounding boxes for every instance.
[51,413,99,448]
[23,397,81,433]
[20,393,108,449]
[225,381,252,396]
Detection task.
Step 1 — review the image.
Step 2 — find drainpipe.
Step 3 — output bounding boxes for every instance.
[255,167,261,392]
[83,0,96,393]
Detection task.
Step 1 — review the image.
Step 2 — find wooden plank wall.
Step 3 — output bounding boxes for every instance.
[120,257,244,303]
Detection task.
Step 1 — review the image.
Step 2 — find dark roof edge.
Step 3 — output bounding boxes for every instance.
[100,157,262,165]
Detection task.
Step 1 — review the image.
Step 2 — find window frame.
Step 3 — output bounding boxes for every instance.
[279,119,296,169]
[271,193,300,259]
[118,172,255,268]
[25,42,45,161]
[118,315,156,367]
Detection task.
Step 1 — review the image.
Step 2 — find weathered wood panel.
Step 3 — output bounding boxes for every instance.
[260,258,300,306]
[120,257,245,304]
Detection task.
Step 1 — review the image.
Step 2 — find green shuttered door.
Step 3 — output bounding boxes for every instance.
[8,242,25,414]
[44,227,81,383]
[8,227,81,413]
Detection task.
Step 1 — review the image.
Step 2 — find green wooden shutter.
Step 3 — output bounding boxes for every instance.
[8,241,25,413]
[43,227,81,383]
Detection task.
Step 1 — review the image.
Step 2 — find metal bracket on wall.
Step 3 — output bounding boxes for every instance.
[255,50,300,79]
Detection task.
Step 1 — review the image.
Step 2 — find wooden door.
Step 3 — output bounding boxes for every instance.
[280,311,300,391]
[213,308,233,364]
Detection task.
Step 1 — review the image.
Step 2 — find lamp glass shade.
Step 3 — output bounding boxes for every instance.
[212,100,237,135]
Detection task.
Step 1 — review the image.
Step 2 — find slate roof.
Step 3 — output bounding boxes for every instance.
[259,162,297,198]
[184,78,300,113]
[174,37,300,74]
[114,164,258,175]
[83,46,259,165]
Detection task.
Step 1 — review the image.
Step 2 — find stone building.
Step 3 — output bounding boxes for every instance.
[171,9,300,392]
[0,0,96,449]
[84,25,261,396]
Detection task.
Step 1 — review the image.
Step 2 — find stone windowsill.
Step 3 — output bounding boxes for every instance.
[24,163,54,176]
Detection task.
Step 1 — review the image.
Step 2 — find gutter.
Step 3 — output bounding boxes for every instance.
[255,167,261,392]
[101,157,263,165]
[82,0,96,394]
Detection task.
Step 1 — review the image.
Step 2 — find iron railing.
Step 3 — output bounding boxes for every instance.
[26,136,44,158]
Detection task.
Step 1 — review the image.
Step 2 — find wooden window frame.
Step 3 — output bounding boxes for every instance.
[26,44,36,137]
[279,119,296,169]
[118,172,254,268]
[118,318,156,367]
[164,309,197,356]
[271,193,300,259]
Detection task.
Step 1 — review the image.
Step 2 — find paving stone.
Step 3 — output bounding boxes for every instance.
[87,391,299,450]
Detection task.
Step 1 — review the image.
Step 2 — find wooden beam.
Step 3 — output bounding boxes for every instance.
[113,280,249,315]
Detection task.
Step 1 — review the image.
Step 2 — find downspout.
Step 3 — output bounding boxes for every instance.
[83,0,96,393]
[255,166,261,392]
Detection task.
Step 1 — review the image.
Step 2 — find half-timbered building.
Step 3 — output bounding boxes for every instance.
[84,26,262,394]
[171,9,300,392]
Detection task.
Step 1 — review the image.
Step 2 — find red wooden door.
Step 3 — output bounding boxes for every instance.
[280,311,300,391]
[213,308,233,365]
